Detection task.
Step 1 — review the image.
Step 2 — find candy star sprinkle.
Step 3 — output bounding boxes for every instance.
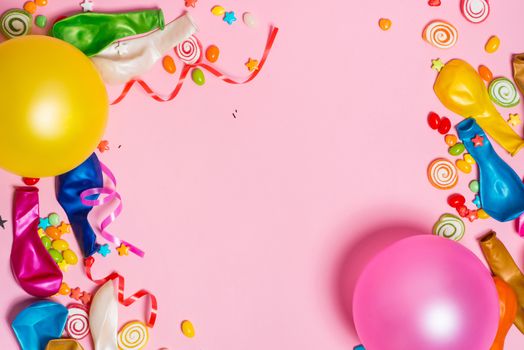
[97,140,110,153]
[471,134,484,147]
[117,243,130,256]
[185,0,198,7]
[58,260,69,272]
[98,244,111,257]
[472,195,481,208]
[223,11,237,25]
[508,113,521,126]
[39,217,50,230]
[70,287,82,300]
[80,0,94,12]
[245,58,259,72]
[431,58,445,72]
[80,291,92,305]
[467,210,478,222]
[0,216,6,229]
[58,222,71,234]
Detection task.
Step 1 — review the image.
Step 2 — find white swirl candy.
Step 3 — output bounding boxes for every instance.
[461,0,490,23]
[175,35,201,65]
[422,20,458,49]
[117,321,149,350]
[488,77,520,108]
[0,9,32,39]
[433,214,465,241]
[65,304,90,340]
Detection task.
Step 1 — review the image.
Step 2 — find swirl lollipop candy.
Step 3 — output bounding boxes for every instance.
[433,214,465,241]
[117,321,149,350]
[0,9,32,39]
[489,77,520,108]
[434,59,524,155]
[423,20,458,49]
[461,0,490,23]
[65,304,90,340]
[427,158,458,190]
[175,35,202,65]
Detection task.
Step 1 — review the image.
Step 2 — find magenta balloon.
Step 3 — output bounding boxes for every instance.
[353,235,498,350]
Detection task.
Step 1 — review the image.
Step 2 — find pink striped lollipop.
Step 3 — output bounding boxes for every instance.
[65,304,90,340]
[175,35,202,65]
[461,0,489,23]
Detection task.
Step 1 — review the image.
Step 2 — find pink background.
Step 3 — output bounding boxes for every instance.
[1,0,524,349]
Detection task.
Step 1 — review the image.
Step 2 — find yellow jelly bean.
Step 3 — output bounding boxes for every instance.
[477,209,490,219]
[38,228,45,237]
[378,18,392,31]
[52,239,69,252]
[63,249,78,265]
[59,282,71,295]
[463,153,475,165]
[445,134,458,146]
[485,35,500,53]
[456,159,472,173]
[211,5,225,16]
[181,320,195,338]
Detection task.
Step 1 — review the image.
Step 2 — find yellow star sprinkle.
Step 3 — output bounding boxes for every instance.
[58,222,71,234]
[58,260,69,272]
[116,243,130,256]
[508,113,521,126]
[245,58,259,72]
[431,58,445,72]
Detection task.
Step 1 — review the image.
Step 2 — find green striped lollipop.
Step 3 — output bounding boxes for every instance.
[432,214,465,241]
[0,9,32,39]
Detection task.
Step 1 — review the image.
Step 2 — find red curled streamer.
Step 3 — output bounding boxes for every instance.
[84,256,158,327]
[111,26,279,104]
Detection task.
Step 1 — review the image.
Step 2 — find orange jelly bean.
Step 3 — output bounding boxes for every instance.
[35,0,48,6]
[205,45,220,63]
[45,226,61,240]
[379,18,392,31]
[162,55,176,74]
[59,282,71,295]
[23,1,37,13]
[444,134,458,146]
[478,65,493,82]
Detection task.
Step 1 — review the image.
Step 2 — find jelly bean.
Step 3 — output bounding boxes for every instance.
[456,159,472,173]
[52,239,69,252]
[378,18,392,31]
[45,226,61,240]
[59,282,71,295]
[38,228,45,237]
[35,15,47,28]
[22,177,40,185]
[162,55,176,74]
[477,209,490,219]
[48,212,60,226]
[192,68,205,86]
[463,153,475,165]
[205,45,220,63]
[23,1,37,14]
[35,0,48,5]
[243,12,257,28]
[211,5,225,16]
[438,117,451,134]
[428,111,440,130]
[445,134,458,146]
[48,249,63,263]
[181,320,195,338]
[469,180,479,193]
[63,249,78,265]
[448,143,465,156]
[478,65,493,82]
[447,193,466,208]
[457,205,469,217]
[41,235,52,250]
[485,35,500,53]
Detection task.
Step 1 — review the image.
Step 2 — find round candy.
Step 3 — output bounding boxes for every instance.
[433,214,465,241]
[456,159,472,173]
[22,177,39,185]
[118,321,149,350]
[485,35,500,53]
[461,0,489,23]
[447,193,466,208]
[175,36,201,65]
[35,0,48,5]
[243,12,257,28]
[448,143,465,156]
[162,55,176,74]
[427,158,458,190]
[59,282,71,295]
[464,153,475,164]
[438,116,451,134]
[192,68,205,86]
[181,320,195,338]
[469,180,480,193]
[65,304,90,340]
[23,2,37,14]
[378,18,391,31]
[205,45,220,63]
[35,15,47,28]
[211,5,225,16]
[63,249,78,265]
[445,134,458,146]
[48,212,60,226]
[45,226,61,240]
[427,111,440,130]
[0,9,32,39]
[488,77,520,108]
[48,248,63,263]
[52,239,69,251]
[41,235,52,249]
[422,20,458,49]
[478,65,493,82]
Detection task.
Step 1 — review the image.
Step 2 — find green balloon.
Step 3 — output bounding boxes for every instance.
[192,68,205,86]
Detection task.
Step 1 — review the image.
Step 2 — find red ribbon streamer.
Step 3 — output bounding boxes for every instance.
[84,256,158,327]
[111,26,279,104]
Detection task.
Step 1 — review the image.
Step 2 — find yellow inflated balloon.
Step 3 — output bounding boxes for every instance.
[434,59,524,155]
[0,35,108,177]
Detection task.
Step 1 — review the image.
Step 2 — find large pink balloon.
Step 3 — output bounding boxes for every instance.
[353,235,499,350]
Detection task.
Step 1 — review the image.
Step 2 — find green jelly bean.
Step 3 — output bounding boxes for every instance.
[448,143,465,156]
[35,15,47,28]
[48,212,60,226]
[192,68,205,86]
[48,248,63,263]
[41,235,52,250]
[469,180,480,193]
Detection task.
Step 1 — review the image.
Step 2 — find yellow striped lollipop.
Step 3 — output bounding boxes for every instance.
[117,321,149,350]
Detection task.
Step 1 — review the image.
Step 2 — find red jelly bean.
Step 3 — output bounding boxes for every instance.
[457,205,469,217]
[438,117,451,134]
[428,111,440,130]
[447,193,466,208]
[22,177,40,186]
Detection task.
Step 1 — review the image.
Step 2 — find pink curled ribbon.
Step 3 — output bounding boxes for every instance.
[80,162,145,257]
[110,26,279,104]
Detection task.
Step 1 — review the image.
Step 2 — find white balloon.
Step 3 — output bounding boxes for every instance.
[89,280,118,350]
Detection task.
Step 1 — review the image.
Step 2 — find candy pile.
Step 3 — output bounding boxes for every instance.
[38,213,78,271]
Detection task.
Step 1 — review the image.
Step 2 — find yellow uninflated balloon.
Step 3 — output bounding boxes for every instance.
[0,35,108,177]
